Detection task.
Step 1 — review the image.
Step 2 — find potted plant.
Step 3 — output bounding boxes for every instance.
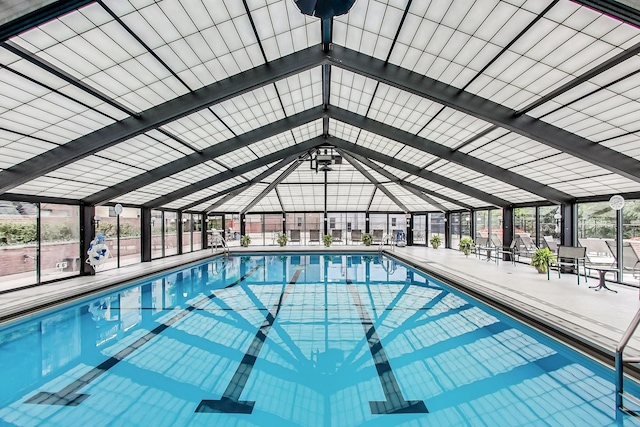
[323,234,333,247]
[240,235,251,247]
[458,237,475,256]
[429,234,442,249]
[277,232,288,247]
[361,232,373,246]
[531,248,556,274]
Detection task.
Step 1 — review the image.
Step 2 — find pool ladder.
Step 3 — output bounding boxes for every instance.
[210,233,229,257]
[378,233,395,254]
[616,307,640,415]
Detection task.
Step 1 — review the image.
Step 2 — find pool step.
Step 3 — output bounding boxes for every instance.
[620,392,640,416]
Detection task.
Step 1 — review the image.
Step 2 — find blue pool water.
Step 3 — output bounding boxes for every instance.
[1,253,639,426]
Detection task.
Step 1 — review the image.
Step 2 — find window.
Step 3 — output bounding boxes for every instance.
[329,218,335,229]
[392,218,397,227]
[297,217,302,227]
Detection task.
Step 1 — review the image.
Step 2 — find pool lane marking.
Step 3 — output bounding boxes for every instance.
[346,280,428,414]
[196,269,301,414]
[24,264,264,407]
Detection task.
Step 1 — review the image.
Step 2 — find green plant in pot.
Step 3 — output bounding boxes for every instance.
[429,234,442,249]
[531,247,556,274]
[323,234,333,247]
[361,232,373,246]
[240,235,251,247]
[458,237,475,256]
[277,232,288,247]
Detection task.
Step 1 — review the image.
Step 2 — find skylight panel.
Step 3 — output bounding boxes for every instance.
[334,0,406,60]
[463,132,561,169]
[241,164,271,181]
[9,176,105,199]
[161,109,234,151]
[275,68,322,116]
[291,119,323,142]
[405,175,486,208]
[218,183,267,212]
[368,191,402,212]
[250,191,282,212]
[210,85,285,134]
[329,120,361,143]
[326,183,374,211]
[367,83,443,134]
[330,68,377,116]
[279,184,325,211]
[394,146,437,168]
[217,146,259,168]
[46,155,145,186]
[418,107,494,149]
[0,133,59,169]
[381,182,437,212]
[282,167,325,184]
[248,130,296,158]
[96,132,188,171]
[248,0,319,61]
[600,133,640,162]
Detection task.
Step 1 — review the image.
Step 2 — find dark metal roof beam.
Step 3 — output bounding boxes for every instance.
[83,107,322,205]
[330,137,508,207]
[329,106,573,204]
[570,0,640,29]
[0,45,326,194]
[346,152,448,212]
[182,183,250,212]
[338,150,410,212]
[0,0,94,42]
[241,154,308,214]
[327,45,640,183]
[144,137,322,208]
[205,191,246,214]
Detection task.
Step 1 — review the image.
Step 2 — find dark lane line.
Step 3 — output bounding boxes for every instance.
[346,279,428,414]
[25,264,264,406]
[196,269,301,414]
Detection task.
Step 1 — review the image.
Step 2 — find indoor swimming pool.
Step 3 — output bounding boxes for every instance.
[1,253,639,426]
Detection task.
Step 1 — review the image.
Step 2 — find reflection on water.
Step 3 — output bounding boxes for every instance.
[0,254,637,426]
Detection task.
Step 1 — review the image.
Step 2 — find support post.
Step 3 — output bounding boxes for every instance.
[141,208,152,262]
[80,204,94,275]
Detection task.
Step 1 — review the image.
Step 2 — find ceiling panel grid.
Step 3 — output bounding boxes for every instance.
[291,119,323,142]
[209,84,285,134]
[278,184,324,211]
[281,167,325,184]
[325,183,373,211]
[8,175,106,199]
[461,132,561,169]
[366,82,446,134]
[417,106,495,149]
[381,182,437,212]
[247,0,320,61]
[330,67,377,116]
[216,183,268,212]
[529,56,640,144]
[328,120,361,143]
[13,2,189,112]
[217,146,259,169]
[464,1,640,110]
[248,190,282,212]
[183,194,226,212]
[389,0,548,89]
[107,0,266,91]
[600,132,640,162]
[368,189,402,212]
[274,68,322,116]
[0,130,58,170]
[405,175,488,208]
[333,0,407,60]
[160,108,235,151]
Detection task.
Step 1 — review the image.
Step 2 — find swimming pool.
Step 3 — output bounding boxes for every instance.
[1,253,639,426]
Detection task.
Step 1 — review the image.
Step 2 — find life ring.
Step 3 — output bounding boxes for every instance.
[86,233,110,268]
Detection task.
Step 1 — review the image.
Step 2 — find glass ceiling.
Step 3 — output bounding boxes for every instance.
[1,0,639,214]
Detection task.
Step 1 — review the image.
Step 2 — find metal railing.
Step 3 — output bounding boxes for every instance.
[378,233,394,254]
[209,231,229,257]
[616,307,640,413]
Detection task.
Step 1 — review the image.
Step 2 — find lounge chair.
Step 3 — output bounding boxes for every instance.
[331,229,343,243]
[578,238,615,264]
[490,233,502,248]
[605,241,640,274]
[542,236,558,253]
[351,229,362,244]
[372,229,383,244]
[290,229,301,244]
[515,233,537,257]
[309,229,320,244]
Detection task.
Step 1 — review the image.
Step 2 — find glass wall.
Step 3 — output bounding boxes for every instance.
[182,214,192,253]
[461,211,471,240]
[120,207,141,267]
[264,214,283,245]
[151,210,163,259]
[514,207,536,248]
[413,214,426,245]
[450,212,461,249]
[490,209,503,247]
[370,214,387,242]
[245,214,263,245]
[0,201,39,289]
[95,206,118,270]
[577,201,617,265]
[225,213,240,244]
[164,212,177,256]
[428,213,445,246]
[622,200,640,283]
[475,210,489,246]
[40,204,81,281]
[540,205,561,245]
[305,213,322,244]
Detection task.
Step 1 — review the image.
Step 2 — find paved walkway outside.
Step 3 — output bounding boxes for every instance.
[2,244,640,364]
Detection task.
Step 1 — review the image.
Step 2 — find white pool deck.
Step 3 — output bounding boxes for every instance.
[2,244,640,368]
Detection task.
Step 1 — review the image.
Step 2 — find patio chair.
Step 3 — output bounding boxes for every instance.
[331,229,343,243]
[309,229,320,244]
[490,233,502,248]
[578,238,615,264]
[605,241,640,274]
[549,245,588,284]
[372,229,384,244]
[351,229,362,244]
[290,229,301,244]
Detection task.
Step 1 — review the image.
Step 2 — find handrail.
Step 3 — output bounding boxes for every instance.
[209,230,229,256]
[616,307,640,411]
[378,233,394,254]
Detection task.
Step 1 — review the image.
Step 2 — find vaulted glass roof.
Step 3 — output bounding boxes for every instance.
[0,0,639,214]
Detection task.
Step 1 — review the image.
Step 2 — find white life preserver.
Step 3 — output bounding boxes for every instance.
[86,233,110,268]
